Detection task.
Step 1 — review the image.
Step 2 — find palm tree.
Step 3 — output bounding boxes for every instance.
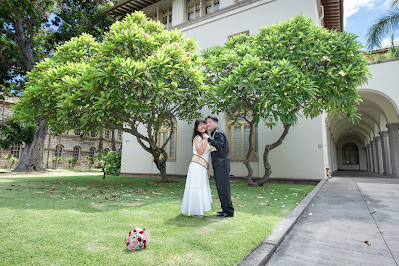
[366,0,399,50]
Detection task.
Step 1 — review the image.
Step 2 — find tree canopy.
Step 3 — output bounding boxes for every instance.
[202,15,370,185]
[15,11,205,181]
[366,0,399,50]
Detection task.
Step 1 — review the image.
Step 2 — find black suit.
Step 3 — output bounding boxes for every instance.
[208,127,234,215]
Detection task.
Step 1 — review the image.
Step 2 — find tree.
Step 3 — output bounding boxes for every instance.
[202,15,370,186]
[0,0,60,171]
[366,0,399,50]
[1,1,117,172]
[47,0,115,47]
[15,12,205,182]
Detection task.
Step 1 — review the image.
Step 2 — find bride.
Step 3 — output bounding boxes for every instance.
[181,119,212,218]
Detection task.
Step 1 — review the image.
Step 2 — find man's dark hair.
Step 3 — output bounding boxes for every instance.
[205,115,218,123]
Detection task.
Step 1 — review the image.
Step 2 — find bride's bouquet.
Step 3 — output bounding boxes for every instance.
[126,227,150,250]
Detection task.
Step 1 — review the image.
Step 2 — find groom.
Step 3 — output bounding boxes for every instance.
[204,116,234,218]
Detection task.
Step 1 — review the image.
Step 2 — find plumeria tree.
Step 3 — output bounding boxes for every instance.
[15,12,205,182]
[202,15,370,186]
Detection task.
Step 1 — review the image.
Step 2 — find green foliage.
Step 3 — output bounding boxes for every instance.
[1,153,18,169]
[366,0,399,50]
[46,0,115,47]
[104,150,121,176]
[85,154,95,169]
[15,11,206,181]
[0,0,59,87]
[0,119,37,149]
[67,157,78,169]
[202,15,370,128]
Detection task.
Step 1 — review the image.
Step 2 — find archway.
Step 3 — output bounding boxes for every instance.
[327,89,399,177]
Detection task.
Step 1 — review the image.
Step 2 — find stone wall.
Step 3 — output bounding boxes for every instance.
[0,97,122,170]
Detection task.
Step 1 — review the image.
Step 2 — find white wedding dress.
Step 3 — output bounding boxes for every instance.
[181,137,212,216]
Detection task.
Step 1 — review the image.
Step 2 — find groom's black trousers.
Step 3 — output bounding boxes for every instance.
[213,160,234,215]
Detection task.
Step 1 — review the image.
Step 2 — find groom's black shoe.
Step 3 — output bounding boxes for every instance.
[217,211,223,214]
[217,212,234,217]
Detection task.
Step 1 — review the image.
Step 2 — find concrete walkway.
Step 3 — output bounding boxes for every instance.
[267,172,399,266]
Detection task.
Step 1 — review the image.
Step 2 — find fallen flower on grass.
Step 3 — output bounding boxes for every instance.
[260,203,270,206]
[238,204,246,207]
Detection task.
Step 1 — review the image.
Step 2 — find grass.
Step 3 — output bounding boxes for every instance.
[0,173,314,265]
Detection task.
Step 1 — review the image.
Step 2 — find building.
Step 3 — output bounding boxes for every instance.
[105,0,399,179]
[0,97,122,170]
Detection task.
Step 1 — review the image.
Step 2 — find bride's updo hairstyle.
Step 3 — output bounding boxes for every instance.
[192,119,206,143]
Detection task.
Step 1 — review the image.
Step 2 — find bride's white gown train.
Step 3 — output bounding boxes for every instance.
[181,137,212,216]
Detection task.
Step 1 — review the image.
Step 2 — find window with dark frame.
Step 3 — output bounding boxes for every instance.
[73,146,81,161]
[342,142,359,165]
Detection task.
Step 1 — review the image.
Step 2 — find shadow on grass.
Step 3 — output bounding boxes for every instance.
[165,213,222,228]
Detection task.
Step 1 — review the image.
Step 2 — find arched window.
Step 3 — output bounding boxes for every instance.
[90,131,97,138]
[157,119,177,160]
[89,147,96,158]
[10,143,21,159]
[73,146,81,161]
[226,114,258,160]
[104,148,110,155]
[74,129,81,136]
[55,145,64,158]
[343,143,359,165]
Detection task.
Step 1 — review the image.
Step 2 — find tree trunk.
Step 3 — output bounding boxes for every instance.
[257,123,291,186]
[243,121,256,186]
[9,17,49,172]
[111,129,116,151]
[12,120,48,172]
[152,150,168,182]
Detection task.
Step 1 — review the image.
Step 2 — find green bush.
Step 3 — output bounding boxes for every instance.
[104,150,121,176]
[67,158,78,169]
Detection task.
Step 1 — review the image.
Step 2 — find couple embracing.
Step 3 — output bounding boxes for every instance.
[181,116,234,218]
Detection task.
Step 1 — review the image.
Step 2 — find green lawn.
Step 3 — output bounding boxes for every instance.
[0,173,314,265]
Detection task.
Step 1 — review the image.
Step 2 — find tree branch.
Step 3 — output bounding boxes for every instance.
[0,28,18,40]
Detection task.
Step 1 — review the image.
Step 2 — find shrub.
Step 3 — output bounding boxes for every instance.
[67,158,78,169]
[104,150,121,176]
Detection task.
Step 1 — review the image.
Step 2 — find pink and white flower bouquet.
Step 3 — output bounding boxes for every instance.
[126,227,150,250]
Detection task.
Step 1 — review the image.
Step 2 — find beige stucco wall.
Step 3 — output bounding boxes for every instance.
[120,0,328,180]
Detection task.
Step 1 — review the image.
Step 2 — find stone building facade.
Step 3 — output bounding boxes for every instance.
[0,97,122,170]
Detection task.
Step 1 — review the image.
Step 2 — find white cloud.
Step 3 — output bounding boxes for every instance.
[382,0,391,8]
[381,37,399,47]
[344,0,377,25]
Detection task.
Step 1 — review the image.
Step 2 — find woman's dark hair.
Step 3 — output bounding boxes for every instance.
[192,119,206,143]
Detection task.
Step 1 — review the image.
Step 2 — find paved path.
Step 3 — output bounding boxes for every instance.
[267,172,399,266]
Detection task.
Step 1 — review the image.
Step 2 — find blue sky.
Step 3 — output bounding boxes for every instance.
[344,0,399,50]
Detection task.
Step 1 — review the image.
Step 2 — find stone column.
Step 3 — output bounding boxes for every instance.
[367,143,374,173]
[371,139,378,173]
[387,123,399,177]
[374,136,382,174]
[379,131,391,176]
[363,147,369,172]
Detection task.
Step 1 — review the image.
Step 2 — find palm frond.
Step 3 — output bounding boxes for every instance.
[366,8,399,50]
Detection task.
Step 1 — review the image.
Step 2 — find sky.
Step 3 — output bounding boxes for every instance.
[344,0,399,50]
